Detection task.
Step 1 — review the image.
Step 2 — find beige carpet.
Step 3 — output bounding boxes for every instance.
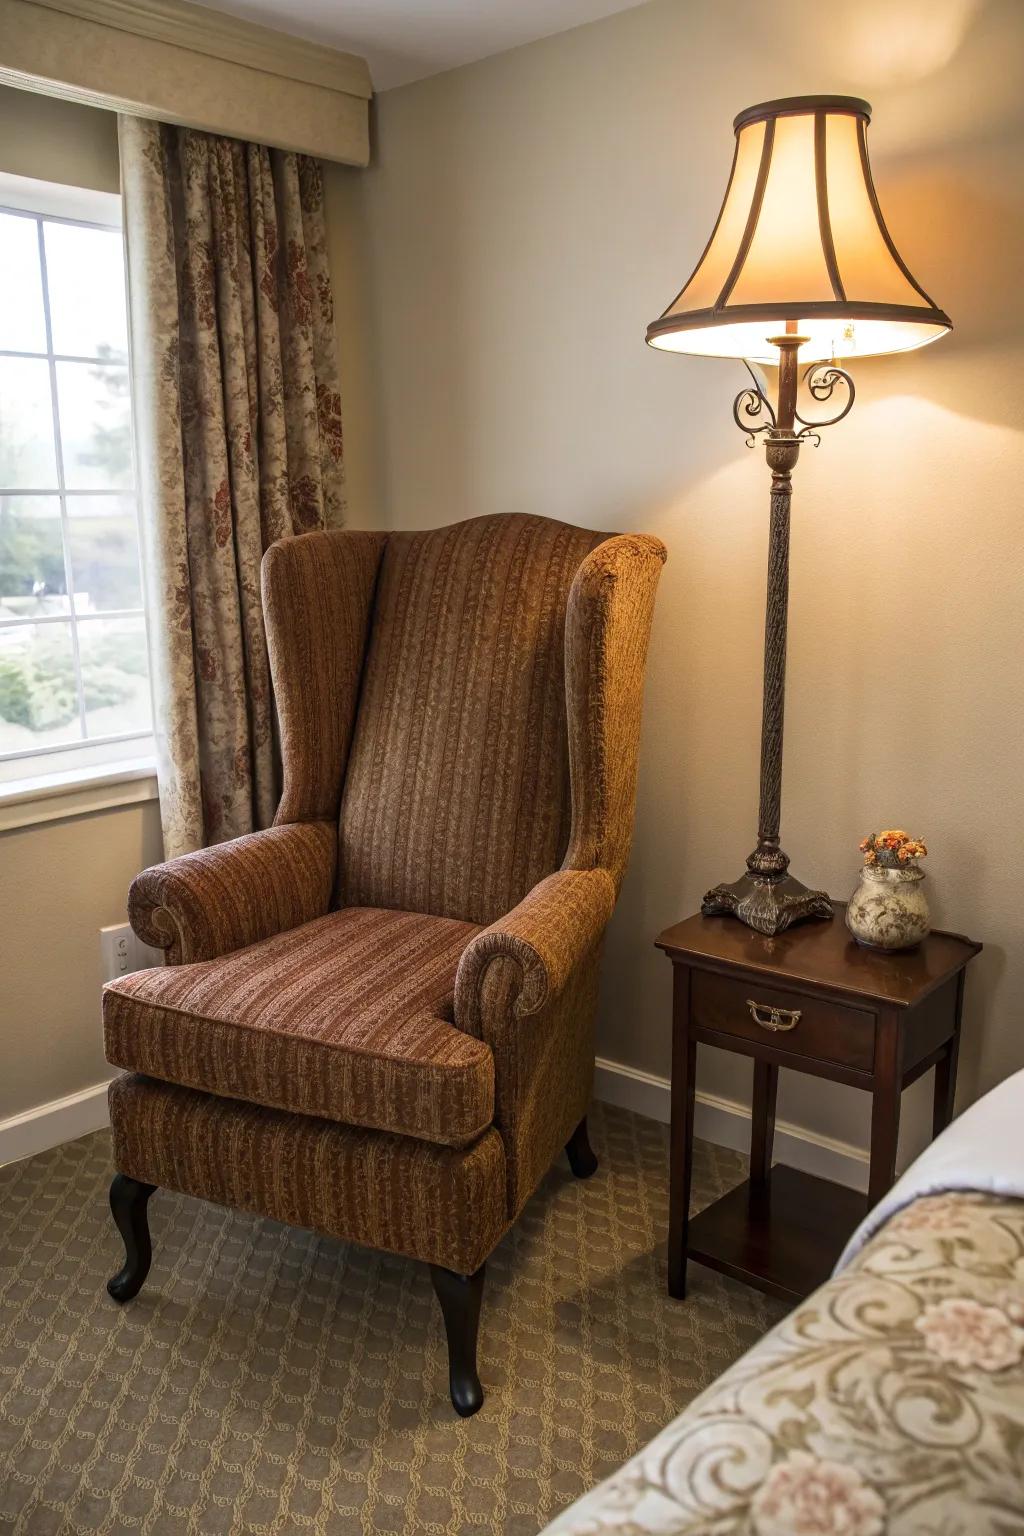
[0,1102,785,1535]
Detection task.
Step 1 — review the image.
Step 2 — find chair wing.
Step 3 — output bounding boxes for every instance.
[563,533,667,888]
[263,528,386,826]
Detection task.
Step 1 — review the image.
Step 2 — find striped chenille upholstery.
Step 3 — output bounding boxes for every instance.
[126,820,338,966]
[108,1075,508,1274]
[105,907,492,1147]
[107,512,666,1275]
[338,516,607,925]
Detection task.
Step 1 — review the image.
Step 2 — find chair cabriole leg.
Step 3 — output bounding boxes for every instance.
[429,1262,486,1417]
[565,1116,598,1179]
[107,1173,156,1302]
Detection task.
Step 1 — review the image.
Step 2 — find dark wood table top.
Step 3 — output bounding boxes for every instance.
[656,907,981,1009]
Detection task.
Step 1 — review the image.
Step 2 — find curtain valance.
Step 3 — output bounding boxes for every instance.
[0,0,371,165]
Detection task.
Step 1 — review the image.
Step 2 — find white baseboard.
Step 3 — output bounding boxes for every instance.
[594,1055,870,1193]
[0,1078,114,1169]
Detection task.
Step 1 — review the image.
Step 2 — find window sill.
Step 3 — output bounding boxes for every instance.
[0,758,159,832]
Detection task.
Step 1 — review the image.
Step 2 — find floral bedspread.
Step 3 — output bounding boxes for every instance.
[543,1192,1024,1535]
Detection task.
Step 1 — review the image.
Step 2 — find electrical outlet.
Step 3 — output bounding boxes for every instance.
[100,923,161,985]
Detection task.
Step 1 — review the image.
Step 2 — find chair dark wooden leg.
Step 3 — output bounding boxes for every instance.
[107,1174,156,1303]
[565,1116,598,1179]
[430,1263,486,1417]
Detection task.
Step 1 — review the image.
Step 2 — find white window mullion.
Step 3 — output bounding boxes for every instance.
[0,607,146,630]
[0,348,122,367]
[0,488,130,497]
[35,215,89,742]
[0,728,152,768]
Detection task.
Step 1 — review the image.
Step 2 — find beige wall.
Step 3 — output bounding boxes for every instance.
[0,81,119,191]
[0,807,164,1121]
[340,0,1024,1163]
[0,86,166,1125]
[323,161,385,530]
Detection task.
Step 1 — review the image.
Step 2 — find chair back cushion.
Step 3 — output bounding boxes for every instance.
[338,513,605,925]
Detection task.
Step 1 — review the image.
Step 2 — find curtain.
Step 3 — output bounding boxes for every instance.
[119,115,345,859]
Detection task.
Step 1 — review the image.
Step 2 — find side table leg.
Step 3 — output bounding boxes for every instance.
[668,968,695,1300]
[750,1060,778,1187]
[933,973,965,1137]
[932,1044,959,1138]
[869,1008,903,1208]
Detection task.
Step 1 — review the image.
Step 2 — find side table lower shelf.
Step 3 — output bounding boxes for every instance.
[687,1166,868,1305]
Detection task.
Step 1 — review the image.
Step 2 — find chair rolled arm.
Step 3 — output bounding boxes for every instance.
[454,866,616,1034]
[128,821,337,965]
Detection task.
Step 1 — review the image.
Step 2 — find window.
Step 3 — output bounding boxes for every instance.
[0,173,153,791]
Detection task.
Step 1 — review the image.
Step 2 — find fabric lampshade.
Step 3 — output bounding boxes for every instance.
[647,95,951,363]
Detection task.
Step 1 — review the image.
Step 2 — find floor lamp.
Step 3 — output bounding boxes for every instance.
[647,95,951,936]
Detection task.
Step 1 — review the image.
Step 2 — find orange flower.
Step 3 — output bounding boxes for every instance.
[860,829,926,865]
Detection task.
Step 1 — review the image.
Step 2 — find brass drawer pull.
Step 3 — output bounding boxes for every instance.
[747,999,801,1032]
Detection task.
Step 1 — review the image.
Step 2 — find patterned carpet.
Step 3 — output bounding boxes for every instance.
[0,1102,785,1535]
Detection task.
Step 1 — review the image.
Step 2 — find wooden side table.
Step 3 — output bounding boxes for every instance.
[655,909,981,1304]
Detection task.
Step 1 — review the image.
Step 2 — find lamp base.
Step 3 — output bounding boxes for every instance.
[701,872,834,937]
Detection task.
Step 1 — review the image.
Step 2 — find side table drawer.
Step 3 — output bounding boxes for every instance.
[691,970,875,1073]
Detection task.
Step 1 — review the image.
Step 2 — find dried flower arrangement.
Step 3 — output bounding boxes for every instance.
[859,829,927,868]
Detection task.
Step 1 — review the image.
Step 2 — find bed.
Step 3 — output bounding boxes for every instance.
[542,1070,1024,1535]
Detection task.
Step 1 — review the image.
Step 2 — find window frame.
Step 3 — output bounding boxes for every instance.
[0,172,155,802]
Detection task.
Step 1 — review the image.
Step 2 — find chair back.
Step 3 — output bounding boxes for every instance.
[338,513,605,925]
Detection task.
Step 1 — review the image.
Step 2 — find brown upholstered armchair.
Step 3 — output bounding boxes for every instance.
[102,512,665,1415]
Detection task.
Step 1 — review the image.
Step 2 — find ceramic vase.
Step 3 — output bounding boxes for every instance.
[846,863,930,951]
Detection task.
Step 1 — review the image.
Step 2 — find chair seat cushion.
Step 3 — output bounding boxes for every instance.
[103,907,493,1149]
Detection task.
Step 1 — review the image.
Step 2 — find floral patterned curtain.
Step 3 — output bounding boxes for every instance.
[119,115,345,858]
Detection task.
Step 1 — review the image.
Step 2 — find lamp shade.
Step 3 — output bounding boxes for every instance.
[647,95,951,363]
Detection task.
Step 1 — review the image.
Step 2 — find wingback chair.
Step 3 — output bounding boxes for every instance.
[102,512,665,1415]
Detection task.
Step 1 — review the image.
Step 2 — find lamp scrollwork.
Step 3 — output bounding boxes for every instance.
[795,362,856,441]
[733,360,855,448]
[732,361,777,447]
